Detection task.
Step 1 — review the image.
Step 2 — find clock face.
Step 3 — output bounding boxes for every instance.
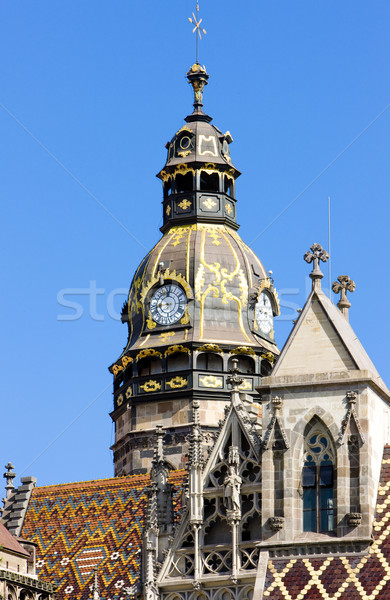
[255,292,273,334]
[150,284,187,326]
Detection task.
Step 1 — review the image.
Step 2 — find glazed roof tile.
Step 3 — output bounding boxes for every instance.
[22,471,186,600]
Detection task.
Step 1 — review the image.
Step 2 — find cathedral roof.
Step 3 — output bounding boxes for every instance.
[21,472,186,600]
[0,521,30,556]
[20,444,390,600]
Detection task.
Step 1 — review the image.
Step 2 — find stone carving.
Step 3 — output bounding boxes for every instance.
[347,512,362,527]
[332,275,356,320]
[269,516,285,531]
[304,243,329,287]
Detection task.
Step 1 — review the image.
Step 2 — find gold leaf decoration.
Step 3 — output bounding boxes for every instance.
[140,267,192,303]
[166,205,171,216]
[164,345,191,357]
[146,310,157,330]
[121,355,133,368]
[229,346,256,356]
[135,348,162,362]
[159,331,175,343]
[238,379,253,391]
[199,375,223,388]
[112,364,124,376]
[261,352,275,364]
[140,380,161,393]
[178,198,192,210]
[166,376,188,389]
[202,198,217,210]
[238,269,248,307]
[180,305,190,325]
[125,387,132,399]
[197,343,223,354]
[117,394,124,406]
[225,203,233,215]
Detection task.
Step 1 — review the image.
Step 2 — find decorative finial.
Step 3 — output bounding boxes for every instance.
[3,462,15,499]
[186,63,209,109]
[332,275,356,321]
[227,358,244,390]
[304,243,329,291]
[92,568,100,600]
[188,2,206,64]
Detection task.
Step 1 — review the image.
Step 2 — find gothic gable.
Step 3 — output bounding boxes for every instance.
[157,393,262,595]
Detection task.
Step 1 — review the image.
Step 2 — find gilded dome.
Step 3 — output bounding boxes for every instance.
[120,223,279,355]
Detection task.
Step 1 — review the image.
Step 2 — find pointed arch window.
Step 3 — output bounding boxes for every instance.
[302,428,335,532]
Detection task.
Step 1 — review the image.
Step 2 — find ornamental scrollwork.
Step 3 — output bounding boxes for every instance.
[140,267,193,303]
[121,355,133,368]
[180,305,190,325]
[229,346,256,356]
[112,364,124,377]
[166,376,188,389]
[197,343,223,354]
[199,375,223,388]
[146,310,157,330]
[164,345,191,357]
[238,379,252,391]
[136,348,162,362]
[140,380,161,393]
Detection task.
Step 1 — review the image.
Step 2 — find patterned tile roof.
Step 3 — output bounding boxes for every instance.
[22,471,186,600]
[264,446,390,600]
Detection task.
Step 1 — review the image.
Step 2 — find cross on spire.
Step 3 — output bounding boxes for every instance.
[188,2,207,64]
[304,243,329,290]
[332,275,356,321]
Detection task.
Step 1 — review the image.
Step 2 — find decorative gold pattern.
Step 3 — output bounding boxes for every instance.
[230,346,256,356]
[196,226,251,342]
[199,375,223,388]
[125,387,132,399]
[159,331,175,343]
[112,364,123,377]
[197,343,223,354]
[177,150,191,158]
[140,267,192,303]
[135,348,162,362]
[225,202,233,215]
[146,310,157,330]
[239,269,248,306]
[238,379,253,391]
[166,205,171,216]
[164,345,191,357]
[178,198,192,210]
[208,229,221,246]
[202,197,217,210]
[180,305,190,325]
[261,352,275,364]
[121,356,133,368]
[116,394,124,406]
[140,380,161,393]
[166,376,188,389]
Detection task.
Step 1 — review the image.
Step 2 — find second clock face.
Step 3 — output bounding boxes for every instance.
[150,284,187,325]
[255,292,273,334]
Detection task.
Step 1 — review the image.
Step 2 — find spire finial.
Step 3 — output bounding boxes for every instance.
[188,2,207,64]
[304,243,329,291]
[332,275,356,321]
[92,568,100,600]
[227,358,244,390]
[3,462,15,499]
[186,63,209,109]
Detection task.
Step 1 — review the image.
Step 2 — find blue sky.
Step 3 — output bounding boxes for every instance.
[1,1,389,486]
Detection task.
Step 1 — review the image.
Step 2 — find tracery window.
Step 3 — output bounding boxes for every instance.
[302,426,335,532]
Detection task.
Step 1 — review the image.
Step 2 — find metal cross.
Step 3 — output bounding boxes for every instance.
[188,3,207,63]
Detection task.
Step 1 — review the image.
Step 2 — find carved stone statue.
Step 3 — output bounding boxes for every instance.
[224,464,242,515]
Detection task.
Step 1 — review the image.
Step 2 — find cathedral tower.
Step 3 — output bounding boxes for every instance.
[109,64,280,476]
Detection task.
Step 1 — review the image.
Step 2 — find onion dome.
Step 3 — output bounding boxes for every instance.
[158,64,241,232]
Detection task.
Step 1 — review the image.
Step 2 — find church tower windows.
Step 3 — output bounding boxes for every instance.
[302,421,335,533]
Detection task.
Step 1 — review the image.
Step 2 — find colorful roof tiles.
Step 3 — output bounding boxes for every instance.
[22,471,186,600]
